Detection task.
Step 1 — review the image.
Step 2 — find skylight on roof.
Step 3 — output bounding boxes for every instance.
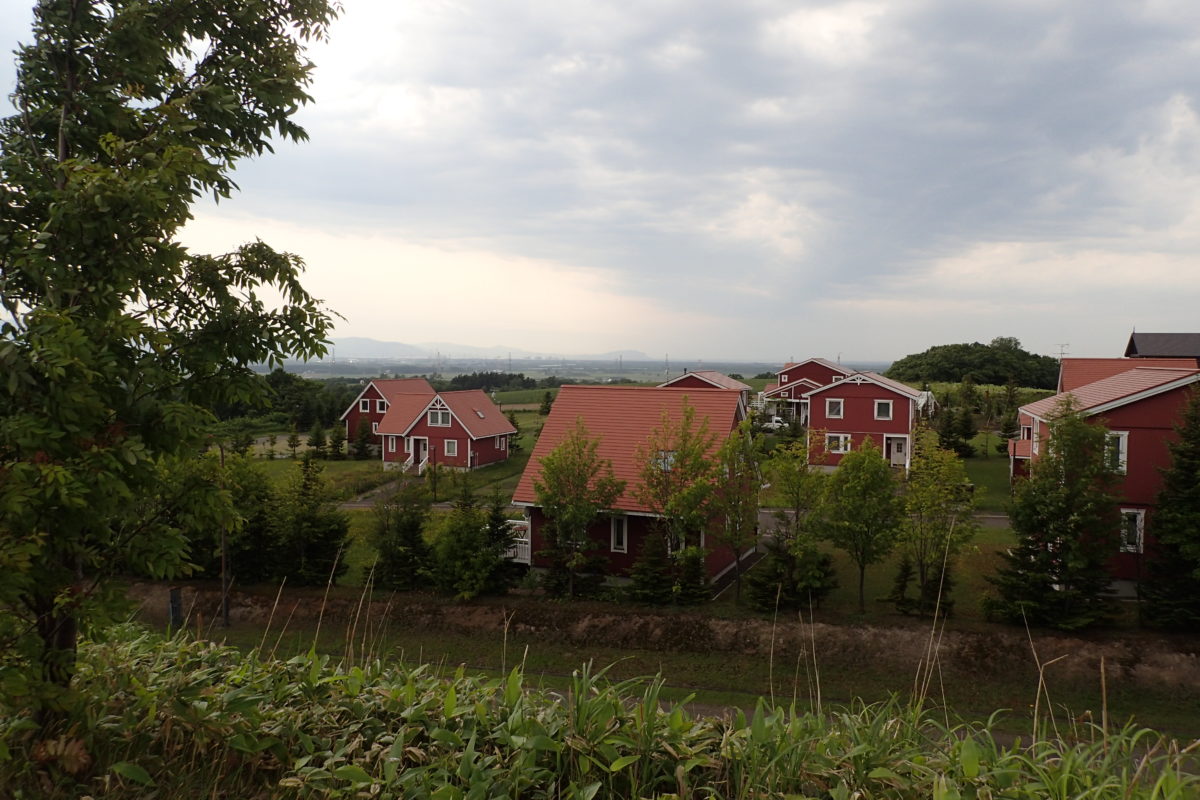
[475,409,485,418]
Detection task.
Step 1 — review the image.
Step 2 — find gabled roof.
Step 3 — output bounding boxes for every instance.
[340,377,435,420]
[763,377,819,398]
[382,389,516,439]
[779,357,852,377]
[512,386,745,514]
[1057,358,1200,392]
[1125,332,1200,358]
[377,392,442,435]
[658,370,751,392]
[1022,367,1200,422]
[802,371,922,400]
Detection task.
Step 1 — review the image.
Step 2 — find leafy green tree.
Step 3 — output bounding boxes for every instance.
[710,421,762,604]
[820,438,903,613]
[635,401,717,553]
[887,340,1058,388]
[352,419,373,460]
[985,402,1122,630]
[432,486,516,600]
[307,423,327,459]
[327,424,346,461]
[0,0,337,704]
[955,407,978,457]
[626,531,674,605]
[271,454,350,587]
[539,391,554,416]
[287,429,302,460]
[674,546,710,605]
[1140,390,1200,630]
[891,429,978,616]
[533,419,625,598]
[372,479,434,592]
[997,409,1019,455]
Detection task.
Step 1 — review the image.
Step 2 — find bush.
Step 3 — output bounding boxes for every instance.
[746,539,837,613]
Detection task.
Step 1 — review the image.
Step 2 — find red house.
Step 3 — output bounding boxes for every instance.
[658,370,753,406]
[339,377,435,446]
[761,357,853,423]
[376,388,516,472]
[511,386,747,578]
[804,372,926,470]
[1009,366,1200,581]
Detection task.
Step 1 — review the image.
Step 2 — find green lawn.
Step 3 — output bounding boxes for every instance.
[494,387,555,406]
[962,454,1012,514]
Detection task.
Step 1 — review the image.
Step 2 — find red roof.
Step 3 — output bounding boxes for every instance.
[438,390,517,438]
[763,377,819,398]
[377,391,440,435]
[658,370,751,392]
[1057,358,1199,392]
[512,386,744,514]
[1023,367,1200,421]
[779,357,851,376]
[373,377,436,401]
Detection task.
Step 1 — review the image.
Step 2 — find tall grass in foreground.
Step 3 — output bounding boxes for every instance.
[2,625,1196,798]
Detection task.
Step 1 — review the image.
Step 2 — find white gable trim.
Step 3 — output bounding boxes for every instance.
[339,381,381,421]
[801,373,920,400]
[763,378,819,398]
[777,358,853,379]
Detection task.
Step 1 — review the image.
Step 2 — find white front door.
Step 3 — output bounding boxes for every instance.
[886,436,906,467]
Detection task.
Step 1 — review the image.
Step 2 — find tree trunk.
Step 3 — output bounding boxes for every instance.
[858,563,867,614]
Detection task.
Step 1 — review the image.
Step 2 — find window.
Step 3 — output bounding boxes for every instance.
[826,433,852,454]
[832,376,843,382]
[497,435,507,451]
[428,409,451,426]
[1106,432,1129,474]
[444,439,458,457]
[1032,429,1040,455]
[1020,426,1032,440]
[388,436,397,453]
[404,437,411,453]
[781,375,788,383]
[656,450,677,471]
[874,400,893,420]
[610,516,627,553]
[376,399,388,413]
[826,398,843,419]
[359,398,370,412]
[371,422,378,433]
[1118,509,1144,553]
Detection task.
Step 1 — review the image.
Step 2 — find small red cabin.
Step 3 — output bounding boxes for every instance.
[805,372,924,470]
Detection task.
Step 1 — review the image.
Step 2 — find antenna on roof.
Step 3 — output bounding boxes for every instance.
[1056,343,1070,361]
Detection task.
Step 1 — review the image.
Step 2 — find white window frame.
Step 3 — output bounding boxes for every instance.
[497,435,507,451]
[1020,425,1032,440]
[1106,431,1129,474]
[376,399,388,413]
[832,376,843,382]
[826,433,852,454]
[874,399,893,421]
[359,398,370,412]
[428,409,451,427]
[1032,428,1040,455]
[444,439,458,457]
[1118,508,1144,553]
[826,398,844,419]
[657,450,677,471]
[781,374,789,383]
[371,422,379,433]
[404,437,411,453]
[610,516,628,553]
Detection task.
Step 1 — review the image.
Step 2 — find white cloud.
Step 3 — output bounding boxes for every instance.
[762,2,886,65]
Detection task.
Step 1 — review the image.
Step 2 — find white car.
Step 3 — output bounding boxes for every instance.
[761,416,788,431]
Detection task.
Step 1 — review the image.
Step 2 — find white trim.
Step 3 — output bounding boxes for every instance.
[497,434,507,451]
[376,399,388,413]
[1106,431,1129,474]
[874,399,893,421]
[359,398,370,413]
[781,374,788,383]
[826,398,844,419]
[404,437,411,453]
[778,357,854,379]
[1020,371,1200,424]
[372,421,379,434]
[802,372,921,400]
[428,408,451,427]
[610,516,628,553]
[387,436,397,453]
[444,439,458,457]
[1118,508,1144,553]
[826,433,852,454]
[341,381,382,421]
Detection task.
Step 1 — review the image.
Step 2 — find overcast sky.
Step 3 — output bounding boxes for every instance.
[4,1,1200,362]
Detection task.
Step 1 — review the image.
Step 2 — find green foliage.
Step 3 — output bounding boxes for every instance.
[327,425,346,461]
[371,479,434,592]
[533,419,625,598]
[673,546,711,605]
[985,402,1121,630]
[997,409,1019,455]
[287,429,302,459]
[6,627,1197,799]
[352,419,373,460]
[746,538,837,613]
[432,488,516,600]
[626,531,674,605]
[636,401,717,552]
[819,438,903,613]
[538,390,553,415]
[887,338,1059,389]
[180,453,277,585]
[709,421,762,604]
[270,455,350,587]
[893,429,978,616]
[0,0,338,701]
[307,423,327,460]
[1140,390,1200,630]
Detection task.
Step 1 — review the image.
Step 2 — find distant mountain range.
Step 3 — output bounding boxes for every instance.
[326,337,651,362]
